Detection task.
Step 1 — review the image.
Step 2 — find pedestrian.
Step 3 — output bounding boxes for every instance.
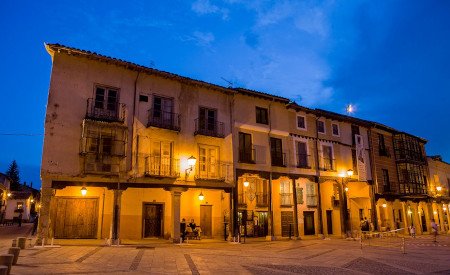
[18,212,22,227]
[180,218,186,242]
[431,219,438,242]
[189,219,197,231]
[363,217,370,232]
[410,224,416,238]
[32,214,39,235]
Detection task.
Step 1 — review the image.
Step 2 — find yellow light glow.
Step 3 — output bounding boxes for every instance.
[444,207,447,211]
[436,186,442,192]
[198,191,204,201]
[243,181,249,187]
[7,192,11,197]
[382,203,387,208]
[347,169,354,177]
[433,211,438,215]
[346,104,354,114]
[407,210,412,214]
[344,187,349,192]
[338,172,346,178]
[81,187,87,196]
[30,199,34,203]
[187,156,197,167]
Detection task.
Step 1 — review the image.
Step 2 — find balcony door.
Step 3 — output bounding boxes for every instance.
[152,96,174,126]
[150,141,173,176]
[94,86,118,117]
[198,145,219,179]
[239,132,253,163]
[270,137,284,166]
[199,107,217,133]
[297,141,308,168]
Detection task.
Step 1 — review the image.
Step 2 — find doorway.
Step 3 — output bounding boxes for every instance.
[304,211,315,235]
[255,212,269,237]
[421,212,427,232]
[326,210,333,235]
[200,205,212,238]
[143,203,163,238]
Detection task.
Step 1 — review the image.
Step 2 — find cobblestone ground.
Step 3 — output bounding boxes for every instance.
[1,226,450,274]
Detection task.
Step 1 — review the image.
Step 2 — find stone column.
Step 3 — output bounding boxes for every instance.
[171,190,182,243]
[110,189,123,245]
[37,184,55,245]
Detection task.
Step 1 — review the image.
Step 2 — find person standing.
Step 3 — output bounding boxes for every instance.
[180,218,186,242]
[18,212,23,227]
[410,224,416,238]
[431,219,438,242]
[32,214,39,235]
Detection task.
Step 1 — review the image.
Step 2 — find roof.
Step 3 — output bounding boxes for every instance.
[314,108,372,127]
[10,191,33,200]
[233,87,291,103]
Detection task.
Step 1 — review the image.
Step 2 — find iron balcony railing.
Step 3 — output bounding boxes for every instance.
[320,157,335,171]
[297,153,312,169]
[306,194,318,207]
[145,155,180,178]
[194,118,225,138]
[85,98,126,123]
[238,147,256,163]
[256,193,269,207]
[147,108,181,131]
[196,161,231,181]
[280,193,293,206]
[238,194,246,206]
[83,153,122,174]
[271,152,287,167]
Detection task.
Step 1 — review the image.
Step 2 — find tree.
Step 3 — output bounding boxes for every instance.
[5,160,21,191]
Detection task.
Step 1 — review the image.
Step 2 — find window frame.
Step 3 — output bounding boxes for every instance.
[255,107,269,125]
[331,123,340,137]
[296,115,307,130]
[317,120,326,134]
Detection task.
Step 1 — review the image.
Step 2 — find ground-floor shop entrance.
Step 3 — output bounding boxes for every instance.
[143,203,164,238]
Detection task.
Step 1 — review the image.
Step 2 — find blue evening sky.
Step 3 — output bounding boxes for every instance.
[1,0,449,189]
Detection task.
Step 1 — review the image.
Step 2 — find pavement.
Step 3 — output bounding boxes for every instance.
[1,225,450,274]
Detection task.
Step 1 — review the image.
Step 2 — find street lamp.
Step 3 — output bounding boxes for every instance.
[243,179,249,187]
[198,191,205,201]
[436,186,442,192]
[81,187,87,196]
[185,156,197,178]
[338,170,352,237]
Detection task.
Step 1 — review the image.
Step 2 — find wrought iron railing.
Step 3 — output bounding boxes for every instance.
[196,161,231,181]
[280,193,293,206]
[238,147,256,163]
[271,152,287,167]
[256,193,268,207]
[144,155,180,178]
[147,108,180,131]
[306,194,318,207]
[194,118,225,138]
[85,98,126,123]
[297,153,312,169]
[320,157,335,171]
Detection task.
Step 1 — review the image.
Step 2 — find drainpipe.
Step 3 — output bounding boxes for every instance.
[367,128,378,230]
[130,71,141,173]
[314,116,324,236]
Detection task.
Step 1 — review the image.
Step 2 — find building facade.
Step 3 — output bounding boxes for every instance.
[39,44,446,242]
[427,156,450,232]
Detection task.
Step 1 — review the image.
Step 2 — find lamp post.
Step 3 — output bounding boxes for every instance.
[339,169,353,237]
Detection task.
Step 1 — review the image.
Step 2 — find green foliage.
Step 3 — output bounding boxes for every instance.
[5,160,21,191]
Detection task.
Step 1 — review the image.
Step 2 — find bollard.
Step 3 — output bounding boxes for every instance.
[7,248,20,266]
[0,265,8,275]
[17,237,26,249]
[0,254,14,275]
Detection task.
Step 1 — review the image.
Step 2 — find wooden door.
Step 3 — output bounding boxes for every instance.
[53,198,98,239]
[143,204,163,238]
[326,210,333,235]
[304,211,315,235]
[200,205,212,238]
[281,211,294,237]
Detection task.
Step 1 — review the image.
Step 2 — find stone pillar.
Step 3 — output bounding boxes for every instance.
[37,184,55,245]
[110,189,123,245]
[171,190,182,243]
[266,173,275,240]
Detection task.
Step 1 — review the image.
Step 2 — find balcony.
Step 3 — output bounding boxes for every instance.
[297,153,312,169]
[238,148,256,164]
[83,153,122,174]
[147,109,180,131]
[145,155,180,178]
[85,98,126,123]
[256,193,269,207]
[306,195,318,207]
[194,118,225,138]
[196,161,231,181]
[319,157,335,171]
[280,193,293,206]
[271,153,287,167]
[379,146,391,157]
[238,194,246,207]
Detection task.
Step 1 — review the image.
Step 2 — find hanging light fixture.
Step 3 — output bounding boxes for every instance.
[81,187,87,196]
[243,179,249,187]
[382,203,387,208]
[198,191,204,201]
[436,186,442,192]
[344,187,349,192]
[347,169,354,177]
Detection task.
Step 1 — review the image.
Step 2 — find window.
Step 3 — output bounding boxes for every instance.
[149,96,177,130]
[198,145,219,179]
[382,169,390,192]
[94,86,118,112]
[306,182,317,207]
[17,202,23,210]
[239,132,254,163]
[270,137,284,166]
[317,120,325,134]
[256,107,268,124]
[332,123,339,136]
[147,141,175,176]
[139,95,148,102]
[351,149,358,174]
[297,115,306,130]
[321,145,333,170]
[280,180,292,205]
[351,125,360,145]
[199,107,217,132]
[296,141,309,168]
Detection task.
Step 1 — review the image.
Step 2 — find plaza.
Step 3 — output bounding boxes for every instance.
[1,225,450,274]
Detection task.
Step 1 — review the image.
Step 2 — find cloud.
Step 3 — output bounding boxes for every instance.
[179,31,215,47]
[191,0,229,20]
